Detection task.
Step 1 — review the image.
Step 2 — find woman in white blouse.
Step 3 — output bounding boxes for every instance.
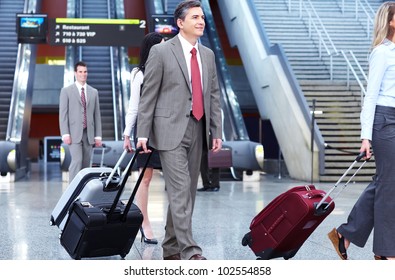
[123,32,164,244]
[328,2,395,260]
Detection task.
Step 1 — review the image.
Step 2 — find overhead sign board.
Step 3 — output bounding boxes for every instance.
[48,18,146,46]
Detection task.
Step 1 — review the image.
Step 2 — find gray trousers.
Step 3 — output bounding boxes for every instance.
[338,105,395,256]
[68,129,92,182]
[159,117,203,260]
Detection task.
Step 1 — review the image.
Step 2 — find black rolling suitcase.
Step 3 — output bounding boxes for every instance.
[50,149,129,231]
[59,148,153,260]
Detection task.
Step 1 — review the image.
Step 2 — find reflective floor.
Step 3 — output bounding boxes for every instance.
[0,161,375,260]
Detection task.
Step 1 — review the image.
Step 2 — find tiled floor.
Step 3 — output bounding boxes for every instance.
[0,161,375,260]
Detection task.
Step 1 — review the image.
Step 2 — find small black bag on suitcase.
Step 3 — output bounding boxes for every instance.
[59,148,152,260]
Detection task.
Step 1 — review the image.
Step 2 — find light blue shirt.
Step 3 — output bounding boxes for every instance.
[361,39,395,140]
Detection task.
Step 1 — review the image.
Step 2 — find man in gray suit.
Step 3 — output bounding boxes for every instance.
[59,61,102,182]
[136,0,222,260]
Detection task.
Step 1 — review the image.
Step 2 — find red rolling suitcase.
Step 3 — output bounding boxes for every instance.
[59,148,153,260]
[242,152,367,260]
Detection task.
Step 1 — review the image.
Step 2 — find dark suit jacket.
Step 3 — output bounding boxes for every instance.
[136,35,222,150]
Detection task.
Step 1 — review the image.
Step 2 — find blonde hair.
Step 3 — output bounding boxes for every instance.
[372,2,395,48]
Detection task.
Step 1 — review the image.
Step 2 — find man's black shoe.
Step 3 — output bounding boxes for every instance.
[197,186,211,192]
[206,186,220,192]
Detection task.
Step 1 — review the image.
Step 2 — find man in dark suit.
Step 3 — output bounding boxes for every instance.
[136,0,222,260]
[59,61,102,182]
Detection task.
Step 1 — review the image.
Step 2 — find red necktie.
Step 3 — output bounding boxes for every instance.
[81,87,87,129]
[190,47,203,121]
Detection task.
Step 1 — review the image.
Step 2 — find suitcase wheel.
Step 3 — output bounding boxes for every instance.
[241,232,252,247]
[283,248,300,260]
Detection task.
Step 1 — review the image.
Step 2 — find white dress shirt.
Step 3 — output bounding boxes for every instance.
[75,81,87,104]
[177,33,203,92]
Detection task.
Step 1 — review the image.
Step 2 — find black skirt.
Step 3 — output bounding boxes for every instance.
[133,126,161,169]
[136,149,161,169]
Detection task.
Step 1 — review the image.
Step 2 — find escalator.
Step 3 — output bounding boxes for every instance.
[64,0,121,141]
[0,0,40,179]
[146,0,264,178]
[79,0,117,140]
[0,0,25,140]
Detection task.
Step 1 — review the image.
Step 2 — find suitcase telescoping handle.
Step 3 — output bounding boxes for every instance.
[107,147,154,220]
[316,151,369,210]
[90,143,107,167]
[103,148,129,187]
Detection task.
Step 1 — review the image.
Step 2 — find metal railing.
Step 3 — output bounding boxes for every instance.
[288,0,338,79]
[341,50,367,105]
[301,1,338,58]
[339,0,375,15]
[354,0,374,39]
[286,0,368,98]
[339,1,375,38]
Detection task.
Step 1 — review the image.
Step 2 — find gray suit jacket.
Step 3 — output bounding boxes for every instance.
[137,36,222,150]
[59,83,102,144]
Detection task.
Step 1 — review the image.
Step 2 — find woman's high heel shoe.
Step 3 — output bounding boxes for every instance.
[374,255,388,260]
[140,227,158,244]
[328,228,348,260]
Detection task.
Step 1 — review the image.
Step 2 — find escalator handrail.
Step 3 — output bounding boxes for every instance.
[63,0,76,87]
[200,0,249,141]
[114,0,131,138]
[6,0,38,142]
[107,0,119,140]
